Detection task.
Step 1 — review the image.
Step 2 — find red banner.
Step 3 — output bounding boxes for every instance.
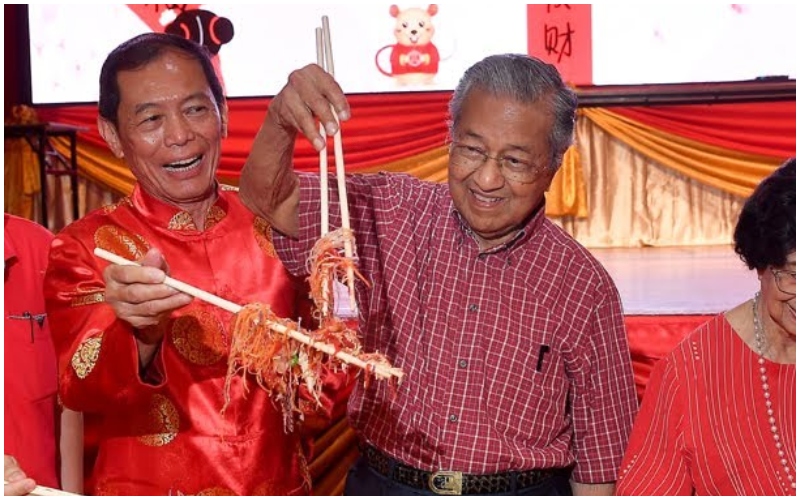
[527,4,592,85]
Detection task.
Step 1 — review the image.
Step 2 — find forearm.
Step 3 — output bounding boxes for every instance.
[239,115,300,237]
[570,481,615,496]
[59,409,83,494]
[57,314,161,411]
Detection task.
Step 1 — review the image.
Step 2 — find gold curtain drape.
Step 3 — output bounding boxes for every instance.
[581,107,782,198]
[4,105,44,220]
[551,117,745,248]
[36,115,747,248]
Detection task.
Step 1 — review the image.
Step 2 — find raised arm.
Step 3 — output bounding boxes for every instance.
[239,64,350,237]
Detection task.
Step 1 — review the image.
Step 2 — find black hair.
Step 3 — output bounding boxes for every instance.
[734,158,796,270]
[98,32,224,124]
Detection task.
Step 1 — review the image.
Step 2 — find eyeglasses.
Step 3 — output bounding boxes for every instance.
[770,268,796,295]
[449,142,545,183]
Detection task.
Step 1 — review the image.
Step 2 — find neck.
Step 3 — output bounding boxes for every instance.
[754,293,797,364]
[180,195,217,230]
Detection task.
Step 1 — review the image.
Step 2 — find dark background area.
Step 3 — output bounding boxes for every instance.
[5,4,32,115]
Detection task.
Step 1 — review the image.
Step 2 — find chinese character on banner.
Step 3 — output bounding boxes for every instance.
[527,5,592,85]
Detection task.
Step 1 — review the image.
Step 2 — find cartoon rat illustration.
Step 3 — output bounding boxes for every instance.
[375,5,440,86]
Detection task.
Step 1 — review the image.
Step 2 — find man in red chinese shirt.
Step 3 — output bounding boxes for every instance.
[44,33,339,495]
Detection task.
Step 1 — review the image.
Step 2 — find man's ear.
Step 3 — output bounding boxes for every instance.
[220,102,229,139]
[97,117,124,158]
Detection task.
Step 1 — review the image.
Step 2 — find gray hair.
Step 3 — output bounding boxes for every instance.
[448,54,578,171]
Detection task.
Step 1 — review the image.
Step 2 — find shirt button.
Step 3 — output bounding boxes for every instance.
[458,359,468,368]
[449,414,458,422]
[468,304,478,312]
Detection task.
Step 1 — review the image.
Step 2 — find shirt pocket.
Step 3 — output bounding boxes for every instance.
[5,313,58,402]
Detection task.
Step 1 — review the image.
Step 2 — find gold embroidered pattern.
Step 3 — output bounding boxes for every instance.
[254,217,277,257]
[93,225,150,260]
[253,480,286,495]
[71,334,103,379]
[170,311,227,366]
[70,291,105,308]
[168,211,196,231]
[196,486,237,496]
[101,197,133,215]
[203,205,227,230]
[137,394,179,447]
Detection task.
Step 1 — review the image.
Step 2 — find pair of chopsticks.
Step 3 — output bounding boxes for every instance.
[316,16,357,313]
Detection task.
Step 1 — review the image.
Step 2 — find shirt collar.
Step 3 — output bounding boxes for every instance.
[130,183,229,232]
[450,199,547,255]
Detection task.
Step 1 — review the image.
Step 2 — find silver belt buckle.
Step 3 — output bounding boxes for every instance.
[428,471,463,495]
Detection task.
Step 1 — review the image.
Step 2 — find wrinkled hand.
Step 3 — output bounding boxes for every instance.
[268,63,351,151]
[4,455,35,496]
[103,248,192,341]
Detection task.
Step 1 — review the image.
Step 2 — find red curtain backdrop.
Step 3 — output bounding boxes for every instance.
[37,92,453,179]
[613,101,796,158]
[625,315,714,401]
[36,97,795,181]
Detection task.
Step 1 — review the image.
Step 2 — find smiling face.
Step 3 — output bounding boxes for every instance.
[448,89,556,250]
[394,7,435,46]
[759,251,797,339]
[98,49,228,213]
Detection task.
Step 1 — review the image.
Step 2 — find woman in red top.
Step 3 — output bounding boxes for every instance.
[617,158,796,495]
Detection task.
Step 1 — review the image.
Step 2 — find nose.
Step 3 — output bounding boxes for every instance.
[472,156,505,190]
[411,29,418,35]
[164,114,195,147]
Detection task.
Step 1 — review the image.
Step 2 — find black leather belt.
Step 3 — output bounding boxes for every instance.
[361,445,559,495]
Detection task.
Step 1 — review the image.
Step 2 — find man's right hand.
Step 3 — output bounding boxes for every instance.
[239,64,351,237]
[4,455,35,496]
[103,247,192,339]
[267,63,351,152]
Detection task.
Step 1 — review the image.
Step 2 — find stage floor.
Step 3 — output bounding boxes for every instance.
[591,245,755,315]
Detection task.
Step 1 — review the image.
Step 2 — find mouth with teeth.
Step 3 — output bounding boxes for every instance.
[164,154,203,172]
[471,189,503,207]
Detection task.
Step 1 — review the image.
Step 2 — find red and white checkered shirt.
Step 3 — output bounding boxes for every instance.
[274,173,638,483]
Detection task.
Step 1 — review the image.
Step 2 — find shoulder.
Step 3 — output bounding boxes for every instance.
[56,198,133,238]
[662,313,729,369]
[5,213,54,247]
[347,172,444,204]
[538,220,617,291]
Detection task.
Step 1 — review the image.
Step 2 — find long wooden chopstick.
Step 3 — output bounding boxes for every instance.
[93,248,403,380]
[320,16,357,311]
[315,26,331,318]
[315,27,330,239]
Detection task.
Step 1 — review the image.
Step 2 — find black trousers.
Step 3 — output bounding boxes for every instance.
[343,456,574,496]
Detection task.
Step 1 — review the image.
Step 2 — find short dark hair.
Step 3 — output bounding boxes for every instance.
[734,158,796,270]
[448,54,578,172]
[98,33,224,124]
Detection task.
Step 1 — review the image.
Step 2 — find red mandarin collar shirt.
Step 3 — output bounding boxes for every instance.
[43,185,324,495]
